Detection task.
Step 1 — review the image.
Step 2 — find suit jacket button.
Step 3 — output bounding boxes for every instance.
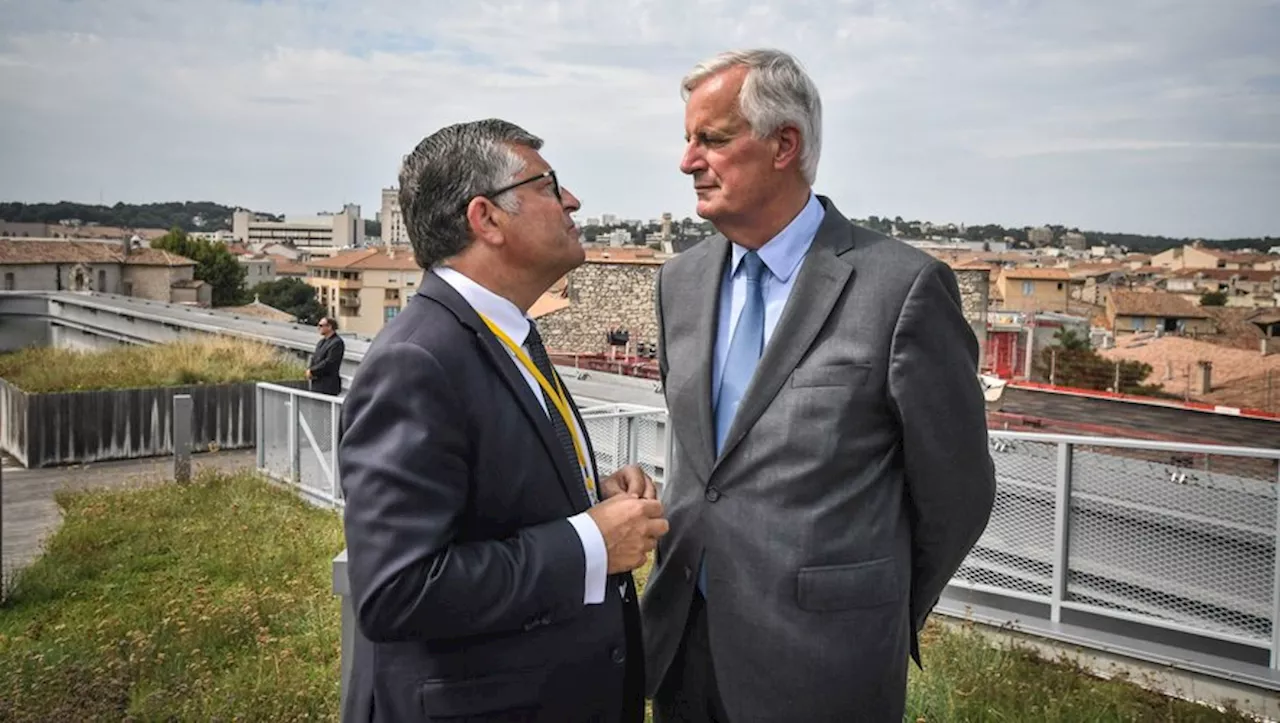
[610,646,626,664]
[683,566,693,582]
[705,486,721,502]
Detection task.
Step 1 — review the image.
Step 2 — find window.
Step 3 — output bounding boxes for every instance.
[1056,282,1063,290]
[384,305,399,322]
[1021,281,1034,296]
[98,270,107,292]
[3,272,14,290]
[1131,316,1146,330]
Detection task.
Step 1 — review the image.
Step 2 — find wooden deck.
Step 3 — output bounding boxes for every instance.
[1,449,257,594]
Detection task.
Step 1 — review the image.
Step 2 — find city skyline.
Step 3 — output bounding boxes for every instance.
[1,0,1277,239]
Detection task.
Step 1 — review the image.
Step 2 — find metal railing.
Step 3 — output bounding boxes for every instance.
[254,382,1280,708]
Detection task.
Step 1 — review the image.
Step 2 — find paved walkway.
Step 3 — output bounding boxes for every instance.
[1,450,258,592]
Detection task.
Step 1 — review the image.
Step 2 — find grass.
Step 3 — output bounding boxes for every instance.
[0,469,345,722]
[0,470,1262,722]
[0,337,305,393]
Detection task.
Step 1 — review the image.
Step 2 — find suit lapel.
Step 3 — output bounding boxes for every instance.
[417,274,589,513]
[669,235,729,485]
[714,199,857,470]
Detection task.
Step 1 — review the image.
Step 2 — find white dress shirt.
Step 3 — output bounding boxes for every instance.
[434,266,608,605]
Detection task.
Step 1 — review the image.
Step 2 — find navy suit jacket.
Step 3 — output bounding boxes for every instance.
[338,272,643,723]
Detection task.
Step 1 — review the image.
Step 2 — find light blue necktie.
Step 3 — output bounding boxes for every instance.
[700,251,767,596]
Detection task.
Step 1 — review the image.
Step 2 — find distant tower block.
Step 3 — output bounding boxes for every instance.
[660,212,673,254]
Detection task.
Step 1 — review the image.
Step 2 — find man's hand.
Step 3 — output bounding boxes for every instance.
[587,496,668,574]
[600,464,657,500]
[305,369,312,379]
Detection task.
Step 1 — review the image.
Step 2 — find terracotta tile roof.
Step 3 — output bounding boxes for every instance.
[0,239,194,267]
[1169,268,1280,283]
[267,254,307,275]
[1109,290,1210,319]
[529,293,571,318]
[308,247,420,271]
[1001,267,1072,281]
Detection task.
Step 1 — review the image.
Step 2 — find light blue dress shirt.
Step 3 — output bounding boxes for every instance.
[712,193,825,409]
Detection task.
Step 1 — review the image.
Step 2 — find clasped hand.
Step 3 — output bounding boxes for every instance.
[587,464,668,574]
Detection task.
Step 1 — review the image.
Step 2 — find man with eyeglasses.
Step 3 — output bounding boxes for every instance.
[305,316,345,396]
[338,119,664,723]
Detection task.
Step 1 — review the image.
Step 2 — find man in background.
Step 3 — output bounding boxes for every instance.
[305,316,344,396]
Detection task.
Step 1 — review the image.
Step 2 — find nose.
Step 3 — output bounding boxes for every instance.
[680,139,704,176]
[561,187,581,213]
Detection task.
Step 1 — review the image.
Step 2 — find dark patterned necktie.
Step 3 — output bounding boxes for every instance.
[525,321,590,504]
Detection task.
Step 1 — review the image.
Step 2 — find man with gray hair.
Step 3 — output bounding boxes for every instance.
[641,49,996,721]
[339,119,664,722]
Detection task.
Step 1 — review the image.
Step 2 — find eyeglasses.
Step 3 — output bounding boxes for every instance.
[459,169,561,214]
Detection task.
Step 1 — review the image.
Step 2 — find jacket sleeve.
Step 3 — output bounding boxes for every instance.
[887,261,996,635]
[338,341,586,643]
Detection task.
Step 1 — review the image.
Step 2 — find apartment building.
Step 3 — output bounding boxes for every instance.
[305,246,421,337]
[233,204,363,250]
[995,267,1074,312]
[379,187,409,245]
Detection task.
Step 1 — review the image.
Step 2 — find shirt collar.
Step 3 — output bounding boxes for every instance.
[433,266,532,346]
[729,192,823,282]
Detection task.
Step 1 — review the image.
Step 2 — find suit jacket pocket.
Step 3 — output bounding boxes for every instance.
[796,557,900,612]
[418,667,547,718]
[791,362,872,388]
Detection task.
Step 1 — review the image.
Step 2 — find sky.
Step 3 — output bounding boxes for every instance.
[0,0,1277,240]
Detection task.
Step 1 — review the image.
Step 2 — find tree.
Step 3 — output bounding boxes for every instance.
[1200,290,1228,306]
[364,219,382,239]
[249,278,325,324]
[151,226,248,306]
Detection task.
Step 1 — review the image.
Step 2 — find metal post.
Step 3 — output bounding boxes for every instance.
[1049,348,1057,386]
[288,394,300,485]
[173,394,192,483]
[1051,442,1074,623]
[1113,362,1121,393]
[255,384,265,471]
[1271,461,1280,669]
[330,398,341,502]
[1,457,5,601]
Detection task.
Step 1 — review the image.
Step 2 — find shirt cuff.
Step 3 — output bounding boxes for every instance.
[568,512,607,605]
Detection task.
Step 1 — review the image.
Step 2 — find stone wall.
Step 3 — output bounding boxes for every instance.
[952,268,990,357]
[538,261,661,354]
[537,259,993,359]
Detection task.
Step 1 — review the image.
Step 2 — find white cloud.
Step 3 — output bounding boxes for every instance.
[0,0,1276,237]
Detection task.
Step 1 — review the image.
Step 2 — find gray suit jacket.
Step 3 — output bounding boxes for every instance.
[640,197,996,723]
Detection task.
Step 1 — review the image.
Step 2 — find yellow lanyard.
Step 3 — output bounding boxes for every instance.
[477,313,597,501]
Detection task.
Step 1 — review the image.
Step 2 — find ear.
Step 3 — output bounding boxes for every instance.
[773,125,802,173]
[464,197,507,250]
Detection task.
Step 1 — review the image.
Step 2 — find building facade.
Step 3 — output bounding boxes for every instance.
[0,238,208,305]
[305,247,422,337]
[233,205,363,249]
[379,187,409,245]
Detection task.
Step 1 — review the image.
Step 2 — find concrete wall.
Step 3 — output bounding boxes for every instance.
[0,378,303,468]
[537,262,661,353]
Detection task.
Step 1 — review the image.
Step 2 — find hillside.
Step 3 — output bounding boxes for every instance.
[0,201,279,233]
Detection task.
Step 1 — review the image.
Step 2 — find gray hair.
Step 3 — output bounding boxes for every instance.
[681,49,823,184]
[398,119,542,269]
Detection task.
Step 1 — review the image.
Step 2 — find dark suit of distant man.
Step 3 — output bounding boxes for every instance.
[307,317,345,396]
